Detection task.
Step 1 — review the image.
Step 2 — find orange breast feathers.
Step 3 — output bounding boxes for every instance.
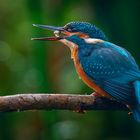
[71,47,111,98]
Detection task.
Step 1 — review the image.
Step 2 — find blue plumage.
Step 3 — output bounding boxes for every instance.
[67,35,140,122]
[65,22,108,41]
[133,81,140,121]
[62,21,140,122]
[134,81,140,104]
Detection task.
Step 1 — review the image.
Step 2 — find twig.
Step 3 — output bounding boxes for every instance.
[0,93,128,112]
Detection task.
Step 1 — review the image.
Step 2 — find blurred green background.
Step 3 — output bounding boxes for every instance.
[0,0,140,140]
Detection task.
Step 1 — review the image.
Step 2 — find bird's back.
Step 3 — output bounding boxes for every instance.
[78,40,140,104]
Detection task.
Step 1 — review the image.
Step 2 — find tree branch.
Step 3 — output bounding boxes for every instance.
[0,93,129,112]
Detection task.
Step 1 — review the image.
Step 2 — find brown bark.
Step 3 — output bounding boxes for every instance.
[0,93,128,112]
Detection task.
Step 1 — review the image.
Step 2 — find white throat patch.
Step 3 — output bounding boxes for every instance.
[84,38,103,44]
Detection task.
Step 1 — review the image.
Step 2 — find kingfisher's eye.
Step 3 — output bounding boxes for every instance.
[64,25,77,32]
[67,28,72,32]
[64,26,72,32]
[67,27,77,32]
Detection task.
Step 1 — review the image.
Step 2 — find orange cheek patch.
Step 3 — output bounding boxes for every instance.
[62,31,89,38]
[62,31,75,36]
[76,32,89,38]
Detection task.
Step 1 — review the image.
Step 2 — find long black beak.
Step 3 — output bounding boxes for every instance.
[31,24,64,41]
[32,24,64,31]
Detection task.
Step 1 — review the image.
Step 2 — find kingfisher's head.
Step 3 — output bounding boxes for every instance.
[64,22,107,40]
[31,21,106,54]
[32,21,107,41]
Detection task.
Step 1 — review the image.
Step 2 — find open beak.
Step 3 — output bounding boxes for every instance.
[31,24,65,41]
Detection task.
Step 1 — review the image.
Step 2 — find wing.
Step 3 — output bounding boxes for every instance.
[104,41,139,68]
[79,41,140,103]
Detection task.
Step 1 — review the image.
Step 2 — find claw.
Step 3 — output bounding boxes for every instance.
[73,107,86,114]
[90,92,100,97]
[128,112,132,116]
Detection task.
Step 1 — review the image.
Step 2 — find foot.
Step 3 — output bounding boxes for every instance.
[74,92,100,114]
[73,106,86,114]
[90,92,100,97]
[128,112,132,116]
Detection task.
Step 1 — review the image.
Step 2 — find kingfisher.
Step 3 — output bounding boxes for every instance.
[32,21,140,122]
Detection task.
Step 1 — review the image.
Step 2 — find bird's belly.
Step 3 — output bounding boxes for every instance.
[73,53,111,98]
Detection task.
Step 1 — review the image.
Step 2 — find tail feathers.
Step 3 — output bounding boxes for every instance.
[132,81,140,122]
[132,106,140,122]
[133,80,140,104]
